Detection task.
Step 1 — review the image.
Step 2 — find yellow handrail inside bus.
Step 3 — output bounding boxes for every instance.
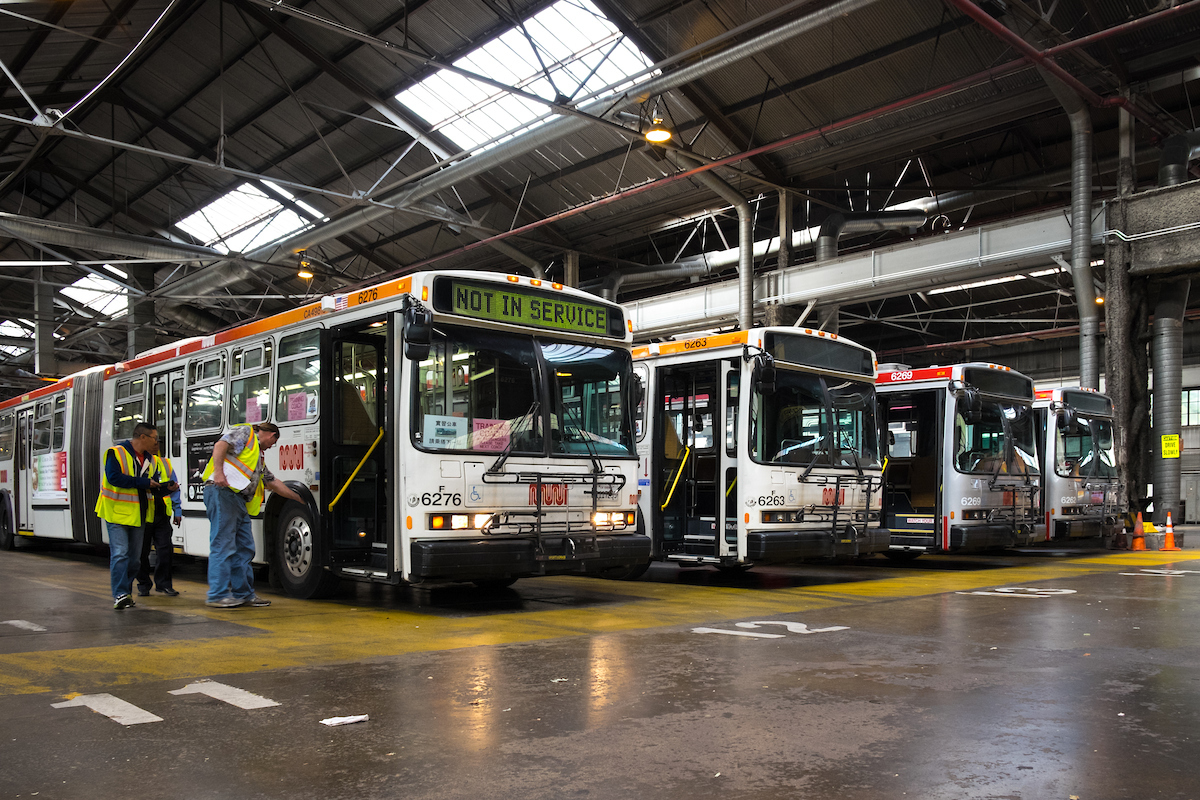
[328,428,385,511]
[660,447,691,511]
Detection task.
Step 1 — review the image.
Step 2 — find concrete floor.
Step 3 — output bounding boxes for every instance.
[2,536,1199,800]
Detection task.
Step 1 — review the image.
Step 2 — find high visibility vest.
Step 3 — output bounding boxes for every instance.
[156,455,176,518]
[201,426,265,515]
[95,445,154,526]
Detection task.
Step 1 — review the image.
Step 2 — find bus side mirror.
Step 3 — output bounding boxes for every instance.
[632,374,644,408]
[753,354,776,395]
[403,304,432,361]
[962,388,982,425]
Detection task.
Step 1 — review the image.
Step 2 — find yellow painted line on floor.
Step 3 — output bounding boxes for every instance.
[1,550,1196,697]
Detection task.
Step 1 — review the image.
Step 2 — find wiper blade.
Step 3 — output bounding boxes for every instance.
[489,400,539,474]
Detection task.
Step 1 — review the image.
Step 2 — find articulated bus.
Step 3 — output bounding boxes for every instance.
[877,363,1040,558]
[0,270,650,596]
[624,326,889,577]
[1033,387,1121,542]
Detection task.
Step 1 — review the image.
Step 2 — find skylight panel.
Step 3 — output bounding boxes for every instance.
[63,273,128,318]
[176,182,321,255]
[396,0,656,154]
[0,320,31,357]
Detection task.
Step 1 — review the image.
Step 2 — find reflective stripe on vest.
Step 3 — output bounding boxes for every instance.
[95,446,145,526]
[158,455,175,518]
[201,426,266,515]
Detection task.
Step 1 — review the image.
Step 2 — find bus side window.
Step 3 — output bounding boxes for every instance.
[276,330,320,424]
[186,354,226,431]
[113,376,145,441]
[0,413,13,460]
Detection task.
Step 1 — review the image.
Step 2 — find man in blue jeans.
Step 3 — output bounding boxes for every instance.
[201,422,302,608]
[95,422,168,610]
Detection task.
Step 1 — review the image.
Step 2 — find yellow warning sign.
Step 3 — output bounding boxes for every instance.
[1161,434,1180,459]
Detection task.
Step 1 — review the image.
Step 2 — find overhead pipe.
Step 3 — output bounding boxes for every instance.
[981,2,1101,387]
[155,0,883,300]
[814,211,927,261]
[0,212,227,265]
[1150,130,1198,525]
[675,153,754,330]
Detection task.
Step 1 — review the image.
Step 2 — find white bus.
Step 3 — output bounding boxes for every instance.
[624,327,888,577]
[0,270,649,596]
[1033,387,1121,542]
[877,363,1041,558]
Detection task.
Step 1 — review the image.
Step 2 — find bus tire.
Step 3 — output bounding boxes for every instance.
[0,499,12,551]
[883,550,921,562]
[272,501,339,599]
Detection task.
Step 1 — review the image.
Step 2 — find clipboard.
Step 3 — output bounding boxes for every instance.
[222,468,252,492]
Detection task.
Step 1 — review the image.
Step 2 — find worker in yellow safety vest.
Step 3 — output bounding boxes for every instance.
[136,437,183,597]
[96,422,170,610]
[201,422,302,609]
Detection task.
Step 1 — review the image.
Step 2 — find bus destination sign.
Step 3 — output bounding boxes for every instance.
[448,280,618,337]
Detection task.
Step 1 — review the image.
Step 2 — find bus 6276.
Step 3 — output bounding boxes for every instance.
[0,270,650,597]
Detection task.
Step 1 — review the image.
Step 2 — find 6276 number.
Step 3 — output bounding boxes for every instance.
[420,491,462,506]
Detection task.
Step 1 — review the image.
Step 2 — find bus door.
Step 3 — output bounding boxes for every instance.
[149,369,185,544]
[14,407,33,532]
[15,408,32,530]
[655,364,720,558]
[149,369,185,463]
[320,318,391,573]
[881,390,941,547]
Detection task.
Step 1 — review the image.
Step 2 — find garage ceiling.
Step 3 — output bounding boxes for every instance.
[2,0,1200,396]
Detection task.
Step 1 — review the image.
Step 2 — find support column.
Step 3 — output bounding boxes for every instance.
[34,280,57,376]
[564,250,580,288]
[766,190,793,327]
[126,265,156,359]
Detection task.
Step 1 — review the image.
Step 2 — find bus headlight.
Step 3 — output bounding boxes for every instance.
[430,513,497,531]
[591,512,631,529]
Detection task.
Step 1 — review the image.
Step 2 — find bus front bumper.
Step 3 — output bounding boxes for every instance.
[746,525,890,562]
[409,534,652,583]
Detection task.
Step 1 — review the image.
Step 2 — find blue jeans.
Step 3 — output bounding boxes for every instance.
[204,484,255,602]
[107,521,145,599]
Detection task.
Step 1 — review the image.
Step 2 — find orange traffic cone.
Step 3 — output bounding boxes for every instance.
[1161,511,1182,551]
[1130,512,1146,551]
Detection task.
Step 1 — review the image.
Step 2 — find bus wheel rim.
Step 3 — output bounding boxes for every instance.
[282,515,312,579]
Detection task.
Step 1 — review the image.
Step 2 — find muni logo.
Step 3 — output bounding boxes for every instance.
[529,484,569,506]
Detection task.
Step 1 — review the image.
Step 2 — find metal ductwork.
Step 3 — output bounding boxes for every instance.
[0,212,228,263]
[1150,129,1197,525]
[676,153,754,330]
[992,3,1099,387]
[155,0,882,301]
[814,211,928,262]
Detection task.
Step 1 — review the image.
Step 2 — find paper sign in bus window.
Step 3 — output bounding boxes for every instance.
[472,418,510,451]
[423,415,466,448]
[288,392,307,421]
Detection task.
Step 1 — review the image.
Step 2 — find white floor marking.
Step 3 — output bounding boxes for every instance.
[692,627,785,638]
[168,680,280,709]
[735,621,849,634]
[51,694,163,725]
[1,619,47,631]
[957,587,1077,598]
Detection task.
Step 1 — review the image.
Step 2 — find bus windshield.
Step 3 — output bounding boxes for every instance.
[542,342,635,456]
[953,397,1039,476]
[1056,414,1117,478]
[751,370,880,468]
[414,326,634,458]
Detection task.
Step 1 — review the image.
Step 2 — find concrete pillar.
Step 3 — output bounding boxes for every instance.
[766,191,794,328]
[34,280,57,376]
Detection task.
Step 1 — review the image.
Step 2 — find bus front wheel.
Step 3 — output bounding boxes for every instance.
[272,501,339,599]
